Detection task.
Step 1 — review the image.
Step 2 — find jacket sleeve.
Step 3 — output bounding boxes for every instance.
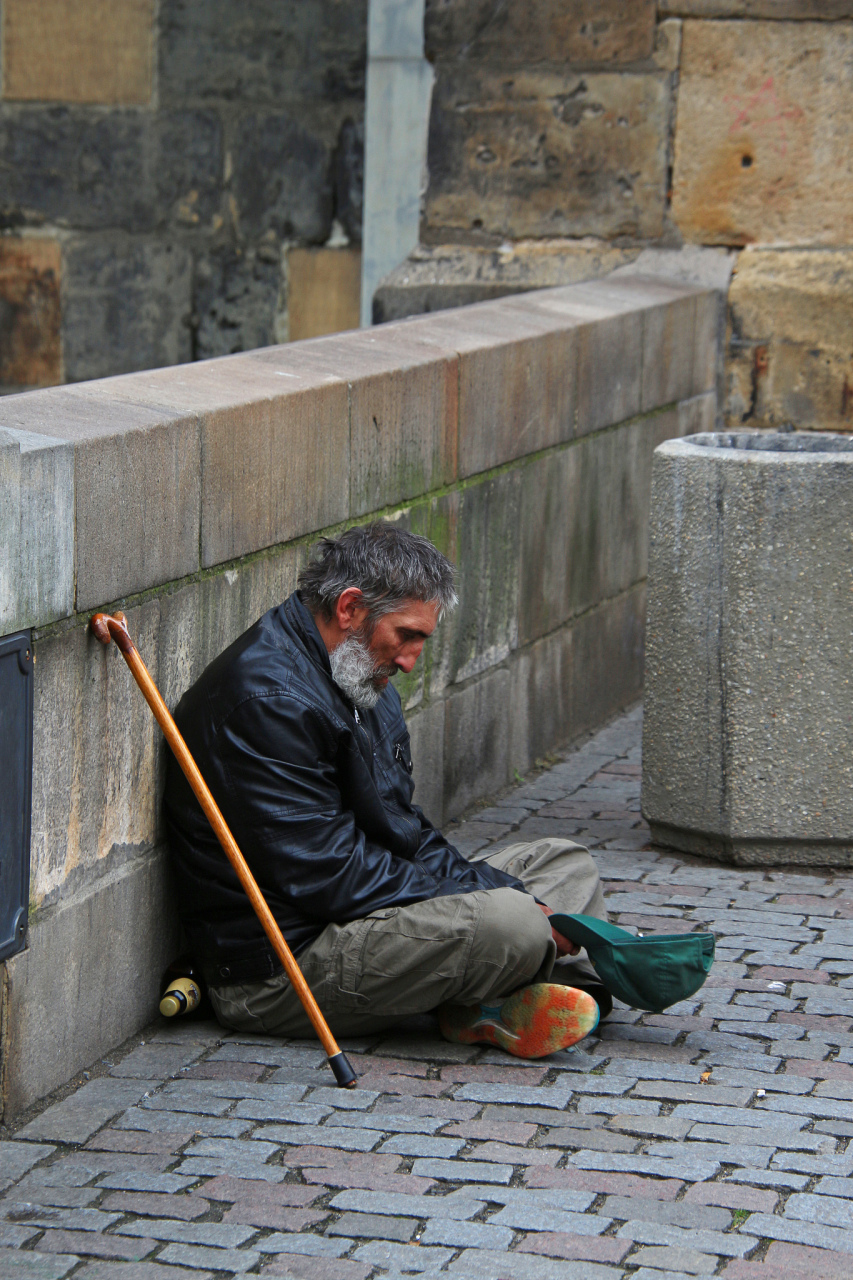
[412,807,528,895]
[214,691,477,925]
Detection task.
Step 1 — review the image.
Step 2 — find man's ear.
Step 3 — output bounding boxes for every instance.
[334,587,368,634]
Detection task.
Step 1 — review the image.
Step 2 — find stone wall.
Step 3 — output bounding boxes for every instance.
[0,0,365,390]
[377,1,853,436]
[0,275,718,1115]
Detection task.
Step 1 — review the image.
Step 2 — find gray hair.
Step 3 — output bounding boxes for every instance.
[298,522,458,626]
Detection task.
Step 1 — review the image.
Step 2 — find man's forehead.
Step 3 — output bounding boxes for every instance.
[385,598,441,632]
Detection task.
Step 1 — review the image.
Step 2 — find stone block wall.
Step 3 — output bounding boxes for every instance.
[0,0,366,390]
[377,1,853,436]
[0,276,717,1115]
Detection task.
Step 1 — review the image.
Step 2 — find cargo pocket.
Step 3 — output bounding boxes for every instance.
[331,907,399,1010]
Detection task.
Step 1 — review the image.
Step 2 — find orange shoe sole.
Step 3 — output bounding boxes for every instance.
[438,982,600,1059]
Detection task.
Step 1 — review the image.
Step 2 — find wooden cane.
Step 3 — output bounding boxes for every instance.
[90,611,357,1089]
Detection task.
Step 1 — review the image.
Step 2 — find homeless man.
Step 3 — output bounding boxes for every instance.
[164,522,611,1059]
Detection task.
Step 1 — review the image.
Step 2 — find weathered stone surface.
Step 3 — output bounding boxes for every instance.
[726,248,853,432]
[287,247,361,342]
[518,409,681,646]
[373,241,638,324]
[0,238,61,388]
[63,236,194,382]
[158,0,366,106]
[406,700,445,828]
[404,299,578,477]
[231,111,333,243]
[672,21,853,246]
[0,108,220,234]
[425,0,657,65]
[443,666,510,819]
[643,431,853,865]
[425,66,669,240]
[285,326,457,516]
[195,247,281,361]
[0,429,73,633]
[2,0,154,105]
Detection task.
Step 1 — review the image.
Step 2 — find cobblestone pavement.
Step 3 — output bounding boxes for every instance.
[4,705,853,1280]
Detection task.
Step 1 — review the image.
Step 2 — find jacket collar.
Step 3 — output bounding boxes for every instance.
[281,591,333,677]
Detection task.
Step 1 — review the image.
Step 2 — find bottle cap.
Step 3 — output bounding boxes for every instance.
[159,993,183,1017]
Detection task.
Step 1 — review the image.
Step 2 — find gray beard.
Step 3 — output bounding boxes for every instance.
[329,634,392,711]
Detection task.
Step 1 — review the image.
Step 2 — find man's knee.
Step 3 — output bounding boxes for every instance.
[462,888,553,1003]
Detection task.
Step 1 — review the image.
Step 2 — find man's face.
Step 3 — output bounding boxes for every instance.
[361,598,441,689]
[329,597,440,710]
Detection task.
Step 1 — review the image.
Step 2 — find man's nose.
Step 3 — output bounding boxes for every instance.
[395,642,424,673]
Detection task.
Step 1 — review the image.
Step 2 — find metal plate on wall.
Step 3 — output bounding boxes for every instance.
[0,631,32,961]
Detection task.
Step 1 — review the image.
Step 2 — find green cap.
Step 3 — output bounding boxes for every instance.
[549,913,715,1014]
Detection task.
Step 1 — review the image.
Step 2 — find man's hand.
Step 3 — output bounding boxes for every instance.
[539,903,579,957]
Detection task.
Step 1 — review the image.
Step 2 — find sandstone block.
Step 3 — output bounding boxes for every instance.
[571,585,646,744]
[29,601,162,906]
[0,108,220,234]
[429,472,521,692]
[643,432,853,865]
[443,667,510,820]
[425,66,669,240]
[509,625,574,778]
[231,111,333,243]
[4,849,178,1116]
[158,0,366,106]
[0,239,61,389]
[672,21,853,246]
[518,408,681,646]
[406,699,445,829]
[287,247,361,342]
[404,300,578,477]
[197,358,349,566]
[270,327,457,516]
[0,383,200,610]
[2,0,154,106]
[373,241,638,325]
[424,0,656,66]
[0,429,73,633]
[726,248,853,432]
[63,235,193,381]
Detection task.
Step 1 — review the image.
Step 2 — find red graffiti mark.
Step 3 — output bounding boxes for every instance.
[724,76,804,158]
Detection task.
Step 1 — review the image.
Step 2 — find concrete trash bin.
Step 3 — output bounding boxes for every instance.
[642,431,853,867]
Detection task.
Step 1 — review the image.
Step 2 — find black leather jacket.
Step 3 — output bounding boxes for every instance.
[163,592,525,983]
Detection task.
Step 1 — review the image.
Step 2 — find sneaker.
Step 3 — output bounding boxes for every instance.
[437,982,599,1059]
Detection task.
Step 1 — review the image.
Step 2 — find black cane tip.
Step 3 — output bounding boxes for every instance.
[328,1051,358,1089]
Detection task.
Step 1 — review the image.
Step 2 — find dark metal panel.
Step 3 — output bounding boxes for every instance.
[0,631,32,962]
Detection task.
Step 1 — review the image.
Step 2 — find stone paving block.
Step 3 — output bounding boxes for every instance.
[16,1079,160,1144]
[525,1167,684,1200]
[605,1197,732,1230]
[516,1233,632,1263]
[257,1235,353,1258]
[233,1102,333,1125]
[100,1191,211,1220]
[631,1081,752,1105]
[260,1260,371,1280]
[685,1183,778,1212]
[490,1204,610,1234]
[329,1190,482,1221]
[35,1231,158,1262]
[411,1157,513,1183]
[629,1248,716,1275]
[784,1193,853,1228]
[109,1044,205,1079]
[0,1225,40,1247]
[579,1097,662,1117]
[173,1157,287,1183]
[157,1243,261,1272]
[0,1142,55,1190]
[725,1169,809,1192]
[569,1151,721,1181]
[333,1112,443,1135]
[0,1254,81,1279]
[651,1140,773,1168]
[738,1212,853,1253]
[420,1217,515,1249]
[12,1183,100,1208]
[352,1241,454,1272]
[461,1141,561,1166]
[618,1220,758,1256]
[0,1204,123,1232]
[96,1171,197,1194]
[327,1212,417,1242]
[539,1126,637,1156]
[74,1266,217,1280]
[141,1095,233,1118]
[302,1088,380,1111]
[378,1135,465,1158]
[444,1247,621,1278]
[258,1124,384,1152]
[116,1218,258,1248]
[121,1113,251,1140]
[814,1176,853,1199]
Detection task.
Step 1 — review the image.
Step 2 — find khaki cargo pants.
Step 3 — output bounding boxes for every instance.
[209,838,606,1038]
